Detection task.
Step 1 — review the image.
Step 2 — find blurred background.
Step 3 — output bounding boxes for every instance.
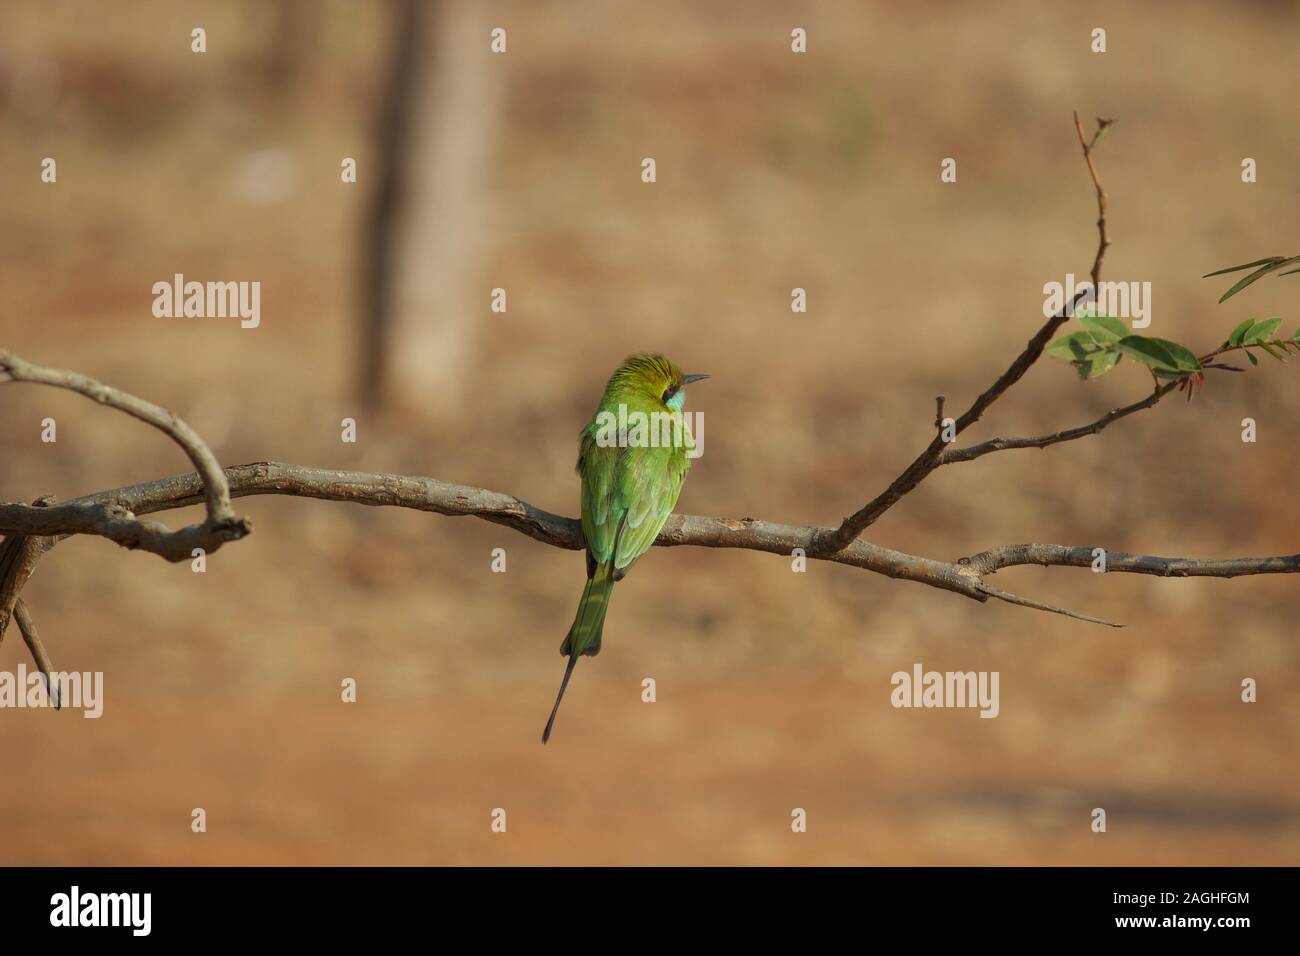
[1,0,1298,865]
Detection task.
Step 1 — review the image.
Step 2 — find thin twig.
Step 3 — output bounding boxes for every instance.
[975,582,1122,628]
[14,599,59,710]
[1074,110,1113,288]
[961,543,1300,578]
[940,380,1179,464]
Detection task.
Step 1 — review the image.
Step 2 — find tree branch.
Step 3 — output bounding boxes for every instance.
[815,284,1090,553]
[0,463,991,601]
[0,350,252,560]
[5,457,1300,638]
[960,544,1300,578]
[1074,110,1114,289]
[0,496,56,639]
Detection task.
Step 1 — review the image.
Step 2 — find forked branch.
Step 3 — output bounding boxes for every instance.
[818,114,1116,553]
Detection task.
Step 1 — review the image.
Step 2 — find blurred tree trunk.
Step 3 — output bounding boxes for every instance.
[360,0,499,416]
[264,0,319,101]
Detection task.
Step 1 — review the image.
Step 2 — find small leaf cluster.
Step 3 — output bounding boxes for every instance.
[1048,252,1300,386]
[1046,314,1201,381]
[1221,317,1300,367]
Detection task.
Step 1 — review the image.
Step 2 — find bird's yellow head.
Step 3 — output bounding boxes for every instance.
[608,353,710,411]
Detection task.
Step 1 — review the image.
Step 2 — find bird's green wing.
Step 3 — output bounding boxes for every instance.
[578,429,620,565]
[578,415,692,572]
[611,444,688,571]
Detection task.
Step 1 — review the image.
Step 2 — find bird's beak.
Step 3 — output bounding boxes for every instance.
[683,373,711,385]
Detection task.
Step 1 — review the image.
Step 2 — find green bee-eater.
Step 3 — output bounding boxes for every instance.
[543,353,709,743]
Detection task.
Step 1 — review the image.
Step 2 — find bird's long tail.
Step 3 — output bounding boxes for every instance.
[543,561,616,743]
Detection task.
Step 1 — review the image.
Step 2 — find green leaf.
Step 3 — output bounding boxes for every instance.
[1073,349,1121,380]
[1116,335,1180,373]
[1215,256,1300,303]
[1046,331,1099,360]
[1203,257,1284,278]
[1148,338,1201,371]
[1245,349,1259,366]
[1226,318,1256,346]
[1259,342,1287,361]
[1243,317,1281,344]
[1077,314,1129,343]
[1219,264,1280,303]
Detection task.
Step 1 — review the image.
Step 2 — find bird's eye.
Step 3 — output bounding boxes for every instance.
[661,385,678,404]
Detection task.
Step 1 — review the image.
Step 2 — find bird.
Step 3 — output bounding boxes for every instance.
[543,353,709,743]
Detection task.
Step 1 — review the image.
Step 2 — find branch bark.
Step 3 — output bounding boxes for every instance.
[960,544,1300,578]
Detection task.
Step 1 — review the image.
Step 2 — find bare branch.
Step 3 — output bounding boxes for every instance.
[974,582,1122,628]
[1074,110,1114,288]
[940,380,1179,464]
[0,463,994,603]
[78,462,581,551]
[961,544,1300,578]
[0,351,252,560]
[817,285,1089,553]
[6,460,1300,636]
